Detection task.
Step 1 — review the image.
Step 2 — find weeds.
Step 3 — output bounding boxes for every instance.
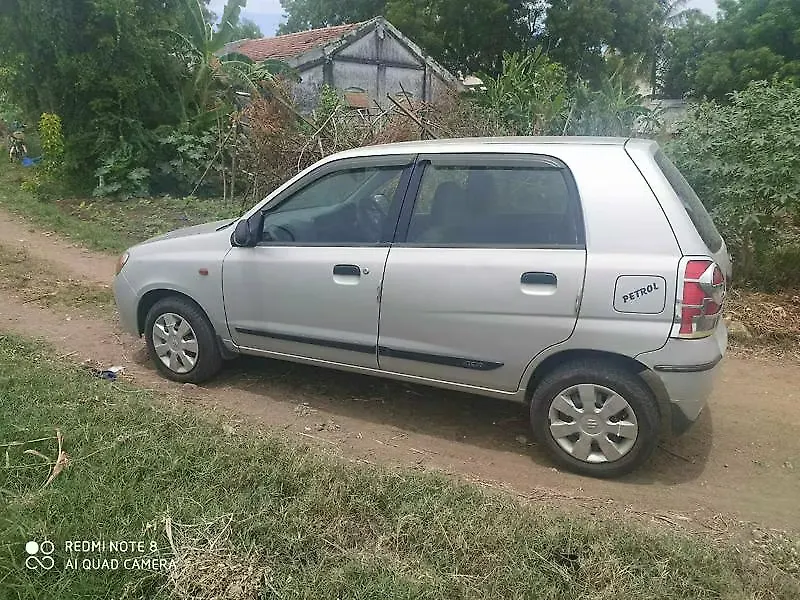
[0,334,798,599]
[0,165,238,253]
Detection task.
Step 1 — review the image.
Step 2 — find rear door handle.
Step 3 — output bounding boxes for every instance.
[333,264,361,277]
[521,272,557,285]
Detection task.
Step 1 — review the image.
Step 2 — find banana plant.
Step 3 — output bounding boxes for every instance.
[476,49,570,136]
[567,65,661,137]
[167,0,293,124]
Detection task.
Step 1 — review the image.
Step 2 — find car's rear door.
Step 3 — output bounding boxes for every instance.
[377,153,587,393]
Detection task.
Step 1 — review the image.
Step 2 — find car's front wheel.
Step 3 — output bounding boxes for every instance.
[144,296,222,383]
[530,361,660,478]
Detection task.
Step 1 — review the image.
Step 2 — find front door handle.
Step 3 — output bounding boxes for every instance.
[521,272,557,285]
[333,264,361,277]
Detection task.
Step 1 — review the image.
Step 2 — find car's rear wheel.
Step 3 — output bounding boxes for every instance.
[530,361,660,478]
[144,296,222,383]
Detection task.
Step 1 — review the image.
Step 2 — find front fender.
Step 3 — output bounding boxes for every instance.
[121,230,232,337]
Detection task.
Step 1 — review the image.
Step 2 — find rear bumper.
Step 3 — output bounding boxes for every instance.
[636,320,727,433]
[113,273,140,336]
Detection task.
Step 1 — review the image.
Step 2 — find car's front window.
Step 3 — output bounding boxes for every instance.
[260,165,405,244]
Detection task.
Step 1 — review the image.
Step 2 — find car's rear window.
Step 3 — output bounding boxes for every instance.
[654,150,723,253]
[407,164,582,246]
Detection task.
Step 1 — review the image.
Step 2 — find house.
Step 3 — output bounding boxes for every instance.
[221,17,463,112]
[646,98,689,134]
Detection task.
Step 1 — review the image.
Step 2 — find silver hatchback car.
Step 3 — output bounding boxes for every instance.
[114,137,730,477]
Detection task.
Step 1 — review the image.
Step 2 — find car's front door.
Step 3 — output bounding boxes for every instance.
[223,155,414,369]
[377,153,587,392]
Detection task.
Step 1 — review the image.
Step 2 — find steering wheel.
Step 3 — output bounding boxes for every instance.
[264,224,295,242]
[356,194,388,241]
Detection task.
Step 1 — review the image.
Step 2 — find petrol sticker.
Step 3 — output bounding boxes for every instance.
[622,282,660,304]
[613,276,667,314]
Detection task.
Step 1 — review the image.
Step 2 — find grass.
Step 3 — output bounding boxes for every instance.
[0,334,798,600]
[0,166,239,254]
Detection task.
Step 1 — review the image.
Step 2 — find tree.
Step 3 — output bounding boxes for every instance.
[647,0,693,95]
[0,0,187,178]
[206,1,263,38]
[277,0,384,33]
[0,65,22,128]
[277,0,530,74]
[542,0,657,82]
[694,0,800,99]
[171,0,257,121]
[659,11,714,97]
[232,17,263,39]
[0,0,282,195]
[385,0,529,74]
[175,0,287,122]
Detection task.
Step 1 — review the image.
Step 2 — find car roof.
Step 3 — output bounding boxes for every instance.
[330,136,655,160]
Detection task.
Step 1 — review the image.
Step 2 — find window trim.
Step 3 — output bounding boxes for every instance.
[253,154,417,248]
[392,153,586,249]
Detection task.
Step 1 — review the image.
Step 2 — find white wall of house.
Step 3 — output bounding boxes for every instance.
[291,21,457,113]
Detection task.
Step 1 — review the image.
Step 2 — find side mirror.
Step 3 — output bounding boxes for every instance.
[231,220,253,247]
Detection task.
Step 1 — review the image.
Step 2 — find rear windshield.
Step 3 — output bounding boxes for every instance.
[654,150,723,253]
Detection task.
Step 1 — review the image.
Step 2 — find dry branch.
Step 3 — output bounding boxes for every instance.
[387,94,438,139]
[41,429,70,489]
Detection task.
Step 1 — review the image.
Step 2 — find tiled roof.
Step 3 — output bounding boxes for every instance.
[230,22,365,62]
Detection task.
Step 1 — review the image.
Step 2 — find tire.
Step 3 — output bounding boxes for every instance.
[530,360,660,478]
[144,296,222,383]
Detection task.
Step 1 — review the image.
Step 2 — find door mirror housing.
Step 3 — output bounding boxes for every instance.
[231,212,266,247]
[231,219,254,247]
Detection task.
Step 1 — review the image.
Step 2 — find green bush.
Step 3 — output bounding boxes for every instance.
[666,81,800,288]
[566,69,661,137]
[759,244,800,290]
[476,49,570,135]
[475,51,660,138]
[154,125,221,197]
[38,112,64,164]
[16,113,67,201]
[93,140,153,199]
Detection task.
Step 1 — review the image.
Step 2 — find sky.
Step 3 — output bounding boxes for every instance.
[209,0,283,36]
[210,0,720,38]
[690,0,719,17]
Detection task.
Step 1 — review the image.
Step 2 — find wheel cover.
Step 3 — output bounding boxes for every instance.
[548,383,639,464]
[152,312,198,374]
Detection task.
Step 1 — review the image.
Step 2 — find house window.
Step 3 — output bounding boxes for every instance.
[343,87,371,111]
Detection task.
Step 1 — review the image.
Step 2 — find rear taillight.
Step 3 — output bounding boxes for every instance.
[672,258,726,339]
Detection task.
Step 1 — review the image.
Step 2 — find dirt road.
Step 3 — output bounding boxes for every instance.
[1,210,798,532]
